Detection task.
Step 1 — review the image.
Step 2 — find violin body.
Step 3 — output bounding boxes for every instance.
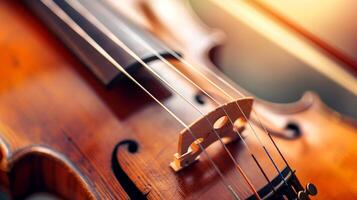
[0,1,356,200]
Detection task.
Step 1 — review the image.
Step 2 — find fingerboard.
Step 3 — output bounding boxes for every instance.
[25,0,179,87]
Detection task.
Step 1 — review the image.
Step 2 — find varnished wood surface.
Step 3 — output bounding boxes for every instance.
[105,0,357,199]
[0,2,284,198]
[0,1,356,200]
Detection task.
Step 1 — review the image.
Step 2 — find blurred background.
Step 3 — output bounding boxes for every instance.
[189,0,357,119]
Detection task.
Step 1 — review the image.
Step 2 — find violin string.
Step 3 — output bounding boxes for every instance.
[41,0,241,199]
[253,111,292,170]
[67,0,261,198]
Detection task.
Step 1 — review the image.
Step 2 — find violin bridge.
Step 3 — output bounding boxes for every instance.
[170,97,254,172]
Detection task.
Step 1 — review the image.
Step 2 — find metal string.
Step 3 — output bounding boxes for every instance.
[67,0,262,198]
[41,0,241,199]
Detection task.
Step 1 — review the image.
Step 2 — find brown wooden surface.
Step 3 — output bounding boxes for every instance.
[0,1,356,199]
[116,0,357,198]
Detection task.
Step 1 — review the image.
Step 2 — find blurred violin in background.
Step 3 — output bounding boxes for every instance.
[0,0,356,199]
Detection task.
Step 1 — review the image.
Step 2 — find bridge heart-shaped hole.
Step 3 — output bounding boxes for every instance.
[213,116,229,130]
[233,117,247,132]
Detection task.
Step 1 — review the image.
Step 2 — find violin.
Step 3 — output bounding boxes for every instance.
[0,0,356,200]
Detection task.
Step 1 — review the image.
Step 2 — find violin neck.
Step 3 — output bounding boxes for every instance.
[25,0,177,86]
[26,0,252,105]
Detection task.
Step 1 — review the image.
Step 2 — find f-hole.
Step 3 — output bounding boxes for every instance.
[111,140,147,199]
